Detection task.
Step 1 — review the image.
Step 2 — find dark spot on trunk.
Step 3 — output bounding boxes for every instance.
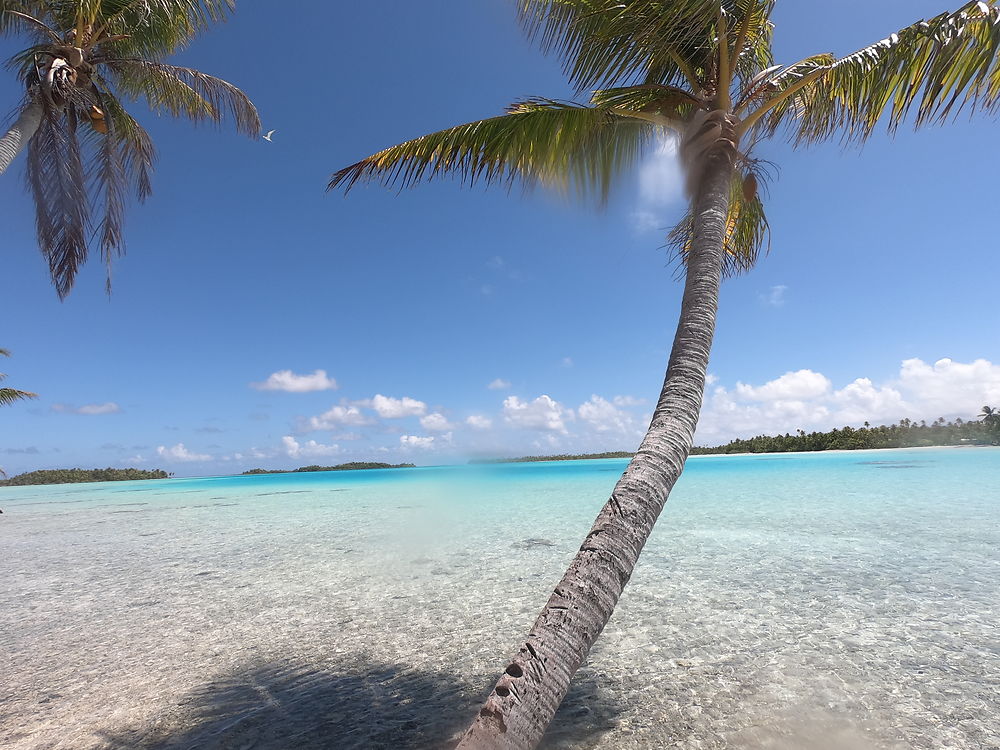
[479,705,507,734]
[506,664,524,679]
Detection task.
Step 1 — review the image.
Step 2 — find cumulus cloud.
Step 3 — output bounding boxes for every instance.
[466,414,493,430]
[400,434,436,450]
[301,404,373,431]
[696,357,1000,444]
[282,436,340,459]
[504,395,571,433]
[632,136,683,232]
[368,394,427,419]
[420,412,454,432]
[759,285,788,307]
[251,369,338,393]
[156,443,212,462]
[487,378,511,391]
[578,395,638,434]
[613,395,645,407]
[735,370,832,402]
[52,402,121,415]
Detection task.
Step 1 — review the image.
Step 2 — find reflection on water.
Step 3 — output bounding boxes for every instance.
[1,447,998,749]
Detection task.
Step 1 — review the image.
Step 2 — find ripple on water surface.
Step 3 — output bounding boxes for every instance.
[1,448,998,749]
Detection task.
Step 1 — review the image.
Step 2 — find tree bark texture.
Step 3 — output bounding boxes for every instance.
[455,150,736,750]
[0,95,43,176]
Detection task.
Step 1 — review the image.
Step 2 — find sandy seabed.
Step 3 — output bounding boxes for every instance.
[2,451,998,749]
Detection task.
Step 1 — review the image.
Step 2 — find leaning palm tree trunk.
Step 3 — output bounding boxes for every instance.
[0,93,42,175]
[456,150,734,750]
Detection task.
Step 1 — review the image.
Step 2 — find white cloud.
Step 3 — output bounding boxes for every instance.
[400,435,436,450]
[560,357,574,368]
[466,414,493,430]
[420,412,454,432]
[632,136,683,232]
[251,369,338,393]
[759,285,788,307]
[124,454,146,466]
[487,378,511,391]
[302,404,373,431]
[735,370,832,402]
[368,394,427,418]
[156,443,212,462]
[897,357,1000,417]
[282,436,340,459]
[696,357,1000,445]
[52,402,121,415]
[705,374,719,386]
[504,395,571,433]
[578,395,638,434]
[613,395,645,407]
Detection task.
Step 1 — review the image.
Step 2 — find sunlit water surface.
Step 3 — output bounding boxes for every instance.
[1,447,998,749]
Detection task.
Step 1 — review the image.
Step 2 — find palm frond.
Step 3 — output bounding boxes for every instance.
[102,58,259,135]
[61,0,233,56]
[520,0,723,91]
[0,2,50,36]
[590,83,701,122]
[730,0,775,86]
[79,99,127,292]
[668,160,771,277]
[519,0,775,95]
[0,7,60,41]
[97,85,155,199]
[0,386,38,405]
[761,0,1000,144]
[27,105,90,298]
[330,100,656,204]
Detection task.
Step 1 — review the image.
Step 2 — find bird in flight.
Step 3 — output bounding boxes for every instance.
[263,130,276,142]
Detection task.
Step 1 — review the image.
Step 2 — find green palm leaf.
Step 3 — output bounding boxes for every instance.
[0,387,38,405]
[102,58,259,134]
[667,163,770,277]
[759,0,1000,144]
[0,349,37,406]
[330,100,656,204]
[519,0,774,94]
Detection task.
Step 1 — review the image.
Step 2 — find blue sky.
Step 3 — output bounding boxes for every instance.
[2,0,998,476]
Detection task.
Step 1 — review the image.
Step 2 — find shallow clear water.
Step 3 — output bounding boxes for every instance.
[1,448,998,749]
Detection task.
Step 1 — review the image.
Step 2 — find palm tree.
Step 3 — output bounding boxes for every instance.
[331,2,1000,747]
[980,405,1000,428]
[0,0,260,297]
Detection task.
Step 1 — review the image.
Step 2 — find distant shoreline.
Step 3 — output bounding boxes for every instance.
[240,462,415,475]
[0,468,170,487]
[469,451,634,464]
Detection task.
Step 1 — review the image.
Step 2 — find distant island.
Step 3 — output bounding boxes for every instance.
[242,462,415,475]
[691,417,997,455]
[0,468,170,487]
[471,451,634,464]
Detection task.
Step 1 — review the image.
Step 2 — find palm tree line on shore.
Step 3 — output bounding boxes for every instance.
[4,2,1000,749]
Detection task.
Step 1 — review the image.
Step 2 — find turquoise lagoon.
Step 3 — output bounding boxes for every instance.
[1,447,998,749]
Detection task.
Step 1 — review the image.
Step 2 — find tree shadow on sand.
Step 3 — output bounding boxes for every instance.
[98,653,626,750]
